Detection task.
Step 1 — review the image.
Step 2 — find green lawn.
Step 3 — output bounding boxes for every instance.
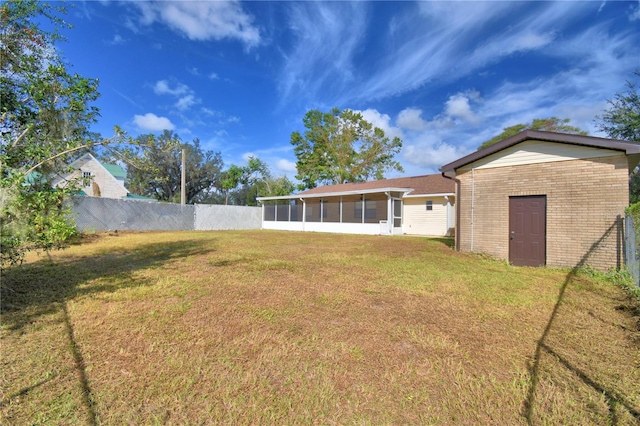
[1,230,639,425]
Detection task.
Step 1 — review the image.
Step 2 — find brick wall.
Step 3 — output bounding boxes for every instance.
[456,155,628,270]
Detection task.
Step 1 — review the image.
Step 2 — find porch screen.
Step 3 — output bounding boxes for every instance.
[342,195,362,223]
[364,193,388,223]
[323,197,340,222]
[306,199,321,222]
[275,201,290,221]
[291,199,303,222]
[264,201,276,221]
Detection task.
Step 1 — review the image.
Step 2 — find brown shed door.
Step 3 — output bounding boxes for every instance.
[509,196,546,267]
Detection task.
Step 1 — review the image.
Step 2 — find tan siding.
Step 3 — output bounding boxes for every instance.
[459,140,620,171]
[403,196,450,236]
[457,155,628,270]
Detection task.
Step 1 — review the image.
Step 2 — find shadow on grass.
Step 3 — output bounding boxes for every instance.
[426,237,455,249]
[1,238,216,331]
[524,216,640,424]
[0,237,216,425]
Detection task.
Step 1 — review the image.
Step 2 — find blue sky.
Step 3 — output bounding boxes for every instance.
[58,1,639,180]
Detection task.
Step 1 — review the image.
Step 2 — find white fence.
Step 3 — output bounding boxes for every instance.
[70,197,261,232]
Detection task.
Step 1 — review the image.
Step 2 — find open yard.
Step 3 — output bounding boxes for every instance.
[1,230,639,425]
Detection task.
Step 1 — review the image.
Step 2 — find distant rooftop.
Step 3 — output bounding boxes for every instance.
[102,163,126,180]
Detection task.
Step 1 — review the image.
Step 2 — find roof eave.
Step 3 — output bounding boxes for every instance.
[439,130,640,175]
[403,192,455,198]
[257,187,414,202]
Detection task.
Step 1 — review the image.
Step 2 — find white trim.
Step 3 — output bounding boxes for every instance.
[262,221,383,235]
[257,187,413,201]
[402,192,455,198]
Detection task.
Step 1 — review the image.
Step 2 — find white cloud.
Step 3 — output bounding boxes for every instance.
[513,32,555,51]
[129,1,260,48]
[397,108,427,131]
[133,113,175,132]
[402,136,469,169]
[277,159,297,173]
[444,92,481,125]
[278,2,367,104]
[154,80,190,96]
[153,79,200,112]
[333,2,587,105]
[357,109,404,141]
[630,1,640,21]
[175,94,198,111]
[209,72,219,80]
[106,34,125,46]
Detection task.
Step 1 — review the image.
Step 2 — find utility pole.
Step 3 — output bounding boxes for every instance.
[181,148,186,205]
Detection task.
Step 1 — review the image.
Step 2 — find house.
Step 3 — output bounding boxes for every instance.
[257,174,455,236]
[53,153,128,198]
[52,153,155,201]
[440,130,640,270]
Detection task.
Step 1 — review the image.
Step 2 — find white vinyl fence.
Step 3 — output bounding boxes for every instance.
[70,197,261,232]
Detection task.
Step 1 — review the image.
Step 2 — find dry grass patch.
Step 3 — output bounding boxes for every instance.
[1,230,639,425]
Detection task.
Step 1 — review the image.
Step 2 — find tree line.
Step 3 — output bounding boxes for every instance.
[107,130,294,206]
[1,0,638,269]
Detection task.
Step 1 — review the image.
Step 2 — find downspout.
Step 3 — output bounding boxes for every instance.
[444,195,450,234]
[258,200,264,230]
[471,168,475,252]
[441,172,461,251]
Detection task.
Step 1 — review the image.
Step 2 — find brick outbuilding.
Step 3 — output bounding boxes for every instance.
[440,130,640,270]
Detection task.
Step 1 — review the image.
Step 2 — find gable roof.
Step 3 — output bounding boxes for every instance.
[440,130,640,176]
[296,174,454,198]
[102,163,126,180]
[63,153,128,191]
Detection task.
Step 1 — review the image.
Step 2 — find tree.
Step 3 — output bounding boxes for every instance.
[220,156,287,206]
[597,71,640,142]
[220,164,245,205]
[290,108,403,190]
[125,131,223,204]
[597,71,640,202]
[264,175,295,197]
[1,0,117,268]
[479,117,587,150]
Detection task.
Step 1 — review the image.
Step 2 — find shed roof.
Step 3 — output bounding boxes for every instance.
[440,130,640,176]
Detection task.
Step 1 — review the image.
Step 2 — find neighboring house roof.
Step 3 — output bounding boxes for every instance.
[440,130,640,176]
[126,193,157,202]
[259,174,454,201]
[54,153,129,195]
[102,163,127,181]
[23,171,46,186]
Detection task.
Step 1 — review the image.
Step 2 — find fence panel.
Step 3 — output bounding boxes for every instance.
[625,213,640,286]
[70,197,262,232]
[71,197,195,231]
[194,204,261,230]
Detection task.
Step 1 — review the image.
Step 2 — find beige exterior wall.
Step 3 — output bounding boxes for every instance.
[458,140,621,170]
[54,156,128,199]
[403,196,454,236]
[456,154,629,270]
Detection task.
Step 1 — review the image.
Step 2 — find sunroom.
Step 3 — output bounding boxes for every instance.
[257,188,410,235]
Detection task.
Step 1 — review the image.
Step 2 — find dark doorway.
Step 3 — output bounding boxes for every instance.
[509,196,546,267]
